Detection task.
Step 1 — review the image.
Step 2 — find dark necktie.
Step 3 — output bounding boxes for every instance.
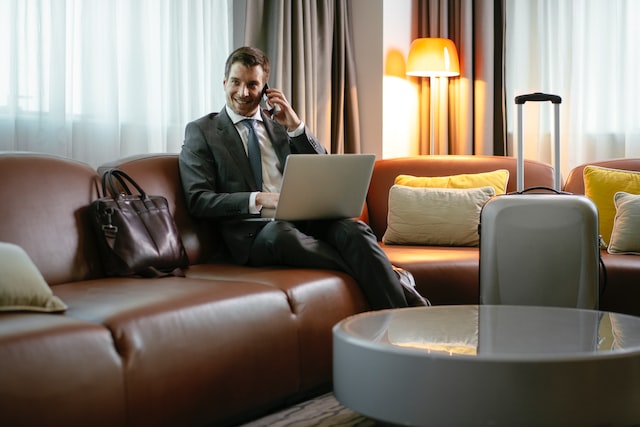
[242,119,262,190]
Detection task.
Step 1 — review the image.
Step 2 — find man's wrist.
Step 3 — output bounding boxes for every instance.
[249,191,262,214]
[287,121,305,137]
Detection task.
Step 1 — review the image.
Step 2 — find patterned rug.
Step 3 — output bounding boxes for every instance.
[238,393,393,427]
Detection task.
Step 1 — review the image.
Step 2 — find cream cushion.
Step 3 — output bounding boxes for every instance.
[608,192,640,254]
[382,185,495,246]
[0,242,67,312]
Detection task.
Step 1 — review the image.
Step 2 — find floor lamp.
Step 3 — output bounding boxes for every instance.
[406,38,460,155]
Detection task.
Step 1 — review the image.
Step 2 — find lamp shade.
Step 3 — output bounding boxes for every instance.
[406,38,460,77]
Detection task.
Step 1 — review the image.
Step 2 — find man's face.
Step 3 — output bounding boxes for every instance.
[224,62,266,117]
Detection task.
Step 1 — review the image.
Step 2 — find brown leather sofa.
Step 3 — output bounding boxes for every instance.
[563,158,640,316]
[1,152,638,427]
[0,152,366,427]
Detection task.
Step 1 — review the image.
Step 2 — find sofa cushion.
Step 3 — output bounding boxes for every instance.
[394,169,509,195]
[583,165,640,246]
[0,313,126,427]
[608,192,640,254]
[185,263,367,393]
[380,244,480,305]
[382,185,494,246]
[54,276,302,427]
[98,153,220,265]
[0,153,103,285]
[0,242,67,312]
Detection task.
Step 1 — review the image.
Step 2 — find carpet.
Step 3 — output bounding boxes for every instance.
[238,393,394,427]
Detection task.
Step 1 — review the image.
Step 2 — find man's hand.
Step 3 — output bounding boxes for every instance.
[263,87,302,131]
[256,192,279,210]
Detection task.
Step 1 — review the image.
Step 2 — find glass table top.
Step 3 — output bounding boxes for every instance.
[336,305,640,360]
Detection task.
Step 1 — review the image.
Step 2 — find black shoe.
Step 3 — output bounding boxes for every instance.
[393,266,431,307]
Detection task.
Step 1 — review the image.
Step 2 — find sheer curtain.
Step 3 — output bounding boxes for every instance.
[0,0,231,168]
[506,0,640,177]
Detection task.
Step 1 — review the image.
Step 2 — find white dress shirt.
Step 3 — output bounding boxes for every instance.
[225,105,304,213]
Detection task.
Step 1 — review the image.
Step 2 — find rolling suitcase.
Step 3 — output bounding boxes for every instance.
[479,93,600,309]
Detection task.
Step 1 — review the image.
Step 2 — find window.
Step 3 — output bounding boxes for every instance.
[506,0,640,176]
[0,0,231,166]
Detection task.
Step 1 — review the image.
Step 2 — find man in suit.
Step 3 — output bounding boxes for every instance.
[179,46,427,309]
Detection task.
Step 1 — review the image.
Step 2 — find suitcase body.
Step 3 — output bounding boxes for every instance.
[479,93,600,309]
[479,193,600,308]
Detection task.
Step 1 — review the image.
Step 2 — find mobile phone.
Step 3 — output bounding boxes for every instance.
[261,83,277,114]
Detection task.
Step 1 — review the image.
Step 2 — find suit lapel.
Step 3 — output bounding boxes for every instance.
[211,109,258,188]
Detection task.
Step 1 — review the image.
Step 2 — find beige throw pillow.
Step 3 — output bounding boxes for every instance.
[0,242,67,312]
[382,185,495,246]
[608,192,640,255]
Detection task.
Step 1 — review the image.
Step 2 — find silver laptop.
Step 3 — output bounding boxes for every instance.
[260,154,375,221]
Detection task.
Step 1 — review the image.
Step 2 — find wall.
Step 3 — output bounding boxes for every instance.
[381,0,418,158]
[352,0,416,158]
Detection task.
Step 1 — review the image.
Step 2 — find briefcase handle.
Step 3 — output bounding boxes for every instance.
[101,169,147,199]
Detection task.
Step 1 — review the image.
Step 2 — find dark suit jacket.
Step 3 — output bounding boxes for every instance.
[179,107,326,263]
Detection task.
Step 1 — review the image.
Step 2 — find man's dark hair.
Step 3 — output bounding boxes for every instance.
[224,46,270,80]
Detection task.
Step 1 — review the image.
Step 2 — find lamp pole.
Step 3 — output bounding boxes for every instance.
[406,38,460,155]
[430,76,436,155]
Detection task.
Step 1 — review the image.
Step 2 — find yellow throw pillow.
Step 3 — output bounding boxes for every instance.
[583,165,640,246]
[608,192,640,254]
[382,185,495,246]
[0,242,67,313]
[394,169,509,195]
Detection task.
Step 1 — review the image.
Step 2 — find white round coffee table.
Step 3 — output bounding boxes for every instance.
[333,305,640,427]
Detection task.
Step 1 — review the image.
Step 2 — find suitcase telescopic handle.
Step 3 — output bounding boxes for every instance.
[515,92,562,104]
[515,92,562,192]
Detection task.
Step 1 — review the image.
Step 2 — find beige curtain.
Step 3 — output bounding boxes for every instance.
[242,0,360,154]
[412,0,506,155]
